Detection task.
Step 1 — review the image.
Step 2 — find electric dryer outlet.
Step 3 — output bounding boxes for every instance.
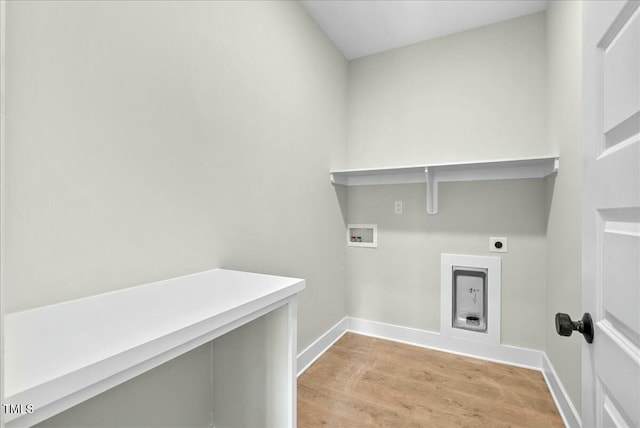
[489,237,507,253]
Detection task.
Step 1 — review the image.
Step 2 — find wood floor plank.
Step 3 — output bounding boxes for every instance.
[298,333,564,427]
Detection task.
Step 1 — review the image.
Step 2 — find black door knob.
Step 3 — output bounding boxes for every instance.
[555,312,594,343]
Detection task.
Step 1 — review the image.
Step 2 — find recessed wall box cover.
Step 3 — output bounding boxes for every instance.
[452,267,488,332]
[441,254,501,344]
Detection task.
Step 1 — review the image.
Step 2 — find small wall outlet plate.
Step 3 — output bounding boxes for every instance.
[394,201,403,214]
[490,237,507,253]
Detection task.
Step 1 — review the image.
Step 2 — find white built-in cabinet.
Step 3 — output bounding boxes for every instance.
[4,269,304,427]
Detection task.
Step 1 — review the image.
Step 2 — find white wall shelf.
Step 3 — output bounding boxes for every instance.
[4,269,305,427]
[330,156,559,214]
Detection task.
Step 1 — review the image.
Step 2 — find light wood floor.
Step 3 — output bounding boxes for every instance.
[298,333,564,427]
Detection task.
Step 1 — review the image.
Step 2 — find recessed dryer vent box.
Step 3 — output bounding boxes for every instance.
[441,254,501,345]
[347,224,377,248]
[452,267,488,332]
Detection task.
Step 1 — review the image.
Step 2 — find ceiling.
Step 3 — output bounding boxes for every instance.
[301,0,549,60]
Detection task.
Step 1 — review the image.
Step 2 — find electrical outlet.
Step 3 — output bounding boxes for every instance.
[490,237,507,253]
[394,201,403,214]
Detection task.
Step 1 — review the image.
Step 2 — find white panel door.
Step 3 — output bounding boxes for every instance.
[583,1,640,427]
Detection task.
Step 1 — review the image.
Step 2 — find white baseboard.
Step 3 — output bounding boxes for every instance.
[347,317,544,370]
[296,317,348,376]
[542,353,581,428]
[297,316,581,427]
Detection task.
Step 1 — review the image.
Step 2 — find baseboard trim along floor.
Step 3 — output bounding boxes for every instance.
[297,316,581,428]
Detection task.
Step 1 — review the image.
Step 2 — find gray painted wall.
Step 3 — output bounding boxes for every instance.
[345,13,549,351]
[545,0,583,416]
[4,1,347,426]
[347,12,548,168]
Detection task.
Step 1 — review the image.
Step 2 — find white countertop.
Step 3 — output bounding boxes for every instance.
[4,268,304,426]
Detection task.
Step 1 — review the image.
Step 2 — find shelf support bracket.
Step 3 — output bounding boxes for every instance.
[425,167,438,214]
